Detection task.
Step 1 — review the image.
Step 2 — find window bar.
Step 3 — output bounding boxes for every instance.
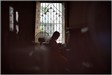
[46,3,48,33]
[53,3,54,32]
[43,3,47,31]
[55,3,57,32]
[62,3,63,43]
[51,3,52,35]
[56,4,57,42]
[56,3,57,32]
[41,3,42,32]
[42,3,45,31]
[57,3,60,43]
[52,4,53,35]
[45,3,48,32]
[58,3,59,43]
[50,3,51,36]
[50,5,52,34]
[43,3,44,32]
[59,3,63,42]
[57,3,58,32]
[58,4,60,42]
[51,3,53,33]
[53,3,54,34]
[49,4,50,36]
[40,3,41,33]
[58,3,59,42]
[41,3,43,32]
[45,3,46,32]
[46,3,47,33]
[62,3,65,44]
[41,3,44,31]
[60,3,63,42]
[55,3,56,32]
[54,3,56,33]
[49,5,52,36]
[48,3,50,36]
[50,4,51,35]
[58,3,61,41]
[44,3,45,32]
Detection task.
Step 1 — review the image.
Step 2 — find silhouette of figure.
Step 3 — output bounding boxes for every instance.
[49,31,60,49]
[48,31,68,73]
[48,31,60,73]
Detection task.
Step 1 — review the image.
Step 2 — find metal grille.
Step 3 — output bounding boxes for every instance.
[40,3,64,43]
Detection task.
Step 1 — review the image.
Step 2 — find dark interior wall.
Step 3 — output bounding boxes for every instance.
[88,2,111,73]
[2,1,36,49]
[16,2,36,46]
[68,2,90,28]
[67,1,111,73]
[1,1,111,74]
[1,1,36,73]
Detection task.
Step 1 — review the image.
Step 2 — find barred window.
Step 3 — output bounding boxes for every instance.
[36,2,65,43]
[35,2,65,44]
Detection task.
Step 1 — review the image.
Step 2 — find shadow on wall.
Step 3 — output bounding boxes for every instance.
[68,1,111,74]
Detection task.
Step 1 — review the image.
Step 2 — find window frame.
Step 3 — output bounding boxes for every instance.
[35,1,66,44]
